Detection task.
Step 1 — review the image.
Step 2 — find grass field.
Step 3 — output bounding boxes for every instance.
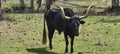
[0,0,120,54]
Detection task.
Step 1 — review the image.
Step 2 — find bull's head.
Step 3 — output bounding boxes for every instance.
[59,5,94,36]
[59,5,95,19]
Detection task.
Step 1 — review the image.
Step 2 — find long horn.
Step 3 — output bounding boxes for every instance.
[59,6,70,19]
[79,5,95,19]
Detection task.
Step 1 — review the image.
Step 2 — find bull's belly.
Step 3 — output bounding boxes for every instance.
[55,27,63,35]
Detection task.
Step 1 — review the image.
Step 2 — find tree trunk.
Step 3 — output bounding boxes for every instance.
[30,0,34,9]
[0,0,4,21]
[110,0,120,14]
[112,0,119,8]
[117,0,119,6]
[0,0,2,15]
[0,0,1,9]
[45,0,54,10]
[20,0,25,10]
[64,0,68,1]
[37,0,42,10]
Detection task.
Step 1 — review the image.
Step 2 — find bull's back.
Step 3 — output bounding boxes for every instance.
[44,8,74,33]
[44,9,63,31]
[44,8,74,20]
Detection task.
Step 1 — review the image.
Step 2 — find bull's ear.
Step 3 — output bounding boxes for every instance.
[80,20,85,24]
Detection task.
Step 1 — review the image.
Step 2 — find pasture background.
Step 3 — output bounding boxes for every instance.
[0,0,120,54]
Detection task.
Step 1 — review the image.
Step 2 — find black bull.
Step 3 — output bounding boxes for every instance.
[42,5,94,54]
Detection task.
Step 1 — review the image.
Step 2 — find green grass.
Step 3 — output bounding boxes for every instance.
[0,0,120,54]
[1,14,120,54]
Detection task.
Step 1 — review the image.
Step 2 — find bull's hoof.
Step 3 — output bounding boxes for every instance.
[65,53,68,54]
[50,47,53,50]
[49,46,53,50]
[71,52,74,54]
[50,48,52,50]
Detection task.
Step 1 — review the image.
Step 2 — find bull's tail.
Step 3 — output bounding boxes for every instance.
[42,18,47,45]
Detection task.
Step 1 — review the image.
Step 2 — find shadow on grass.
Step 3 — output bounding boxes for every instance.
[26,47,58,54]
[98,18,120,23]
[103,19,120,23]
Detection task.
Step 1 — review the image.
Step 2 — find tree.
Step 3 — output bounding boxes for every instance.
[20,0,25,10]
[0,0,4,21]
[112,0,119,8]
[102,0,120,15]
[45,0,55,10]
[110,0,120,13]
[30,0,34,9]
[64,0,68,1]
[37,0,42,10]
[0,0,1,9]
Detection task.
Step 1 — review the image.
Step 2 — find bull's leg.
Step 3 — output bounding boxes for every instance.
[70,36,74,54]
[64,35,69,54]
[48,28,55,50]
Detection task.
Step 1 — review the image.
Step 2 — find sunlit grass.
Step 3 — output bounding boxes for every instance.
[0,0,120,54]
[0,13,120,54]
